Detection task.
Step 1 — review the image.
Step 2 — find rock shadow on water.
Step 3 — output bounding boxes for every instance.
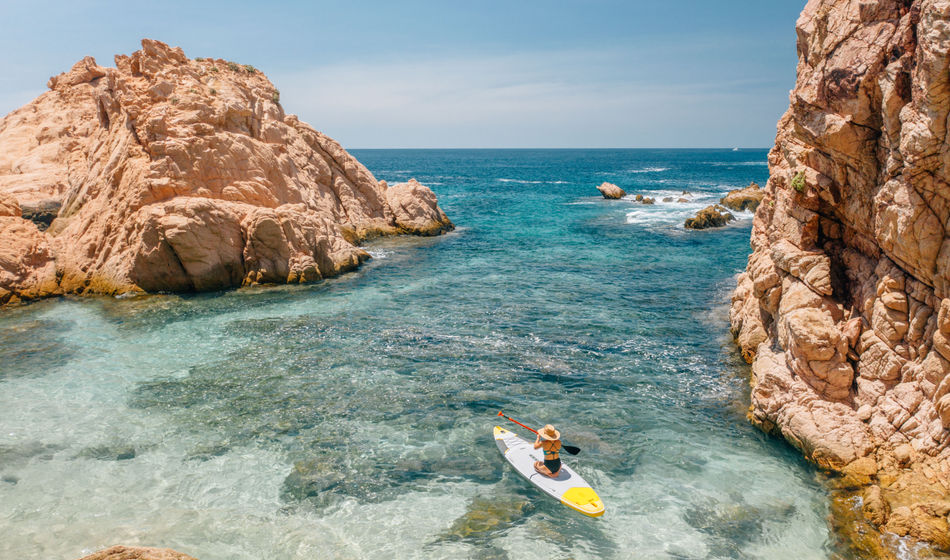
[681,495,796,559]
[433,475,619,558]
[0,440,62,467]
[0,441,63,486]
[185,441,231,462]
[75,443,137,461]
[0,318,76,380]
[281,449,506,511]
[422,490,536,559]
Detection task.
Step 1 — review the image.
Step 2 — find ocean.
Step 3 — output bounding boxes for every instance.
[0,149,839,559]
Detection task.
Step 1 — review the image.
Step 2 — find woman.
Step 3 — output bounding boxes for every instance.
[533,424,562,478]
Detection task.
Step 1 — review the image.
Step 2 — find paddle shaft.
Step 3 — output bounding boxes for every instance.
[499,413,539,435]
[497,412,581,455]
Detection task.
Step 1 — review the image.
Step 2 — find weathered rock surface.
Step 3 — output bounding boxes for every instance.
[0,39,452,305]
[720,182,764,212]
[77,545,197,560]
[596,182,625,199]
[684,205,735,229]
[0,192,60,305]
[730,0,950,550]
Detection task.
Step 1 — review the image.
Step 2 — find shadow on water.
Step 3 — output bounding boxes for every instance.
[0,318,76,380]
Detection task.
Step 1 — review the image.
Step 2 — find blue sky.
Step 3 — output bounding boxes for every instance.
[0,1,805,148]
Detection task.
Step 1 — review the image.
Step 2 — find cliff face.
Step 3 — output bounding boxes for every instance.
[0,39,452,304]
[731,0,950,549]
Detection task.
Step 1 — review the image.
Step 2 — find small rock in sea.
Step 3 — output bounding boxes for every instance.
[596,182,626,199]
[677,198,690,203]
[684,205,735,229]
[720,181,764,212]
[2,474,18,485]
[682,190,691,196]
[642,197,655,205]
[635,194,643,201]
[662,197,673,202]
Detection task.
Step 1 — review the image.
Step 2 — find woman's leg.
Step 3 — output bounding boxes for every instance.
[534,461,553,476]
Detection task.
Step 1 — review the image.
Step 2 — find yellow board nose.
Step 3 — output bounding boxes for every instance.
[561,486,605,517]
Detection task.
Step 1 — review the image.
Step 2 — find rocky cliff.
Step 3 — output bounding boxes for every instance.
[731,0,950,550]
[0,39,452,305]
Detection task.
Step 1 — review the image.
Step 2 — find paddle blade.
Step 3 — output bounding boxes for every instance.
[562,445,581,455]
[497,411,504,416]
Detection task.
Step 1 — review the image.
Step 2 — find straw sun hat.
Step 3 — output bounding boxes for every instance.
[539,424,560,441]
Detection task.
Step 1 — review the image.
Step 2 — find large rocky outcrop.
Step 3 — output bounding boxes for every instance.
[730,0,950,550]
[0,39,452,304]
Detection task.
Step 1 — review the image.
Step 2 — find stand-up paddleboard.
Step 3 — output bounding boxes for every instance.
[494,426,605,517]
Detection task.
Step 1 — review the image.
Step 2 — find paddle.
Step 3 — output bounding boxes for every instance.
[497,411,581,455]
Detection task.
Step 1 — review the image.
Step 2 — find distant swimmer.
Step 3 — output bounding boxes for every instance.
[533,424,562,478]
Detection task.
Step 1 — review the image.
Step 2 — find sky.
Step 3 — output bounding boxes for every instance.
[0,1,806,148]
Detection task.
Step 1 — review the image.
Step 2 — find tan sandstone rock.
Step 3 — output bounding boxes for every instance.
[720,181,764,212]
[0,190,60,305]
[730,0,950,552]
[596,182,625,199]
[77,545,197,560]
[0,39,453,303]
[684,205,735,229]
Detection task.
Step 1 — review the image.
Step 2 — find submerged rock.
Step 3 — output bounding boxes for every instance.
[719,182,763,212]
[77,545,197,560]
[0,39,453,305]
[442,495,533,540]
[77,445,137,461]
[596,182,625,199]
[641,197,655,205]
[684,205,734,229]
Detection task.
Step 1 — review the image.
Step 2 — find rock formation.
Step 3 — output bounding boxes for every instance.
[596,181,625,199]
[77,546,197,560]
[0,39,452,305]
[685,205,735,229]
[720,182,764,212]
[730,0,950,550]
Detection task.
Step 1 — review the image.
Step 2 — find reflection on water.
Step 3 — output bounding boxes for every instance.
[0,149,847,559]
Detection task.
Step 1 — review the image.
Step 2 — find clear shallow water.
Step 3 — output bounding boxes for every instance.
[0,149,837,559]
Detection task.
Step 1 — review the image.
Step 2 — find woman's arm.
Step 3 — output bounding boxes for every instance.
[533,435,543,449]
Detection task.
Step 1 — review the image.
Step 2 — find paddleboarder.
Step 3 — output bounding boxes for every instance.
[533,424,562,478]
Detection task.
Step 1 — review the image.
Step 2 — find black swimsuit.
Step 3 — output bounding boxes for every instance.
[543,441,561,473]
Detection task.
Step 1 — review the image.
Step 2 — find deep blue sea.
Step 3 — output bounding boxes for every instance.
[0,149,841,559]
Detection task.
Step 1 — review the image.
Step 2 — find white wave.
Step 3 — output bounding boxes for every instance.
[627,166,670,174]
[623,196,756,227]
[496,178,568,184]
[366,249,391,259]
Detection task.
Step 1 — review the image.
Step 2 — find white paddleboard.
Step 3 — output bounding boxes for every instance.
[493,426,605,517]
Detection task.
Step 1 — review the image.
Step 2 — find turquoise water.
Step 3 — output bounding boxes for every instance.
[0,149,836,559]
